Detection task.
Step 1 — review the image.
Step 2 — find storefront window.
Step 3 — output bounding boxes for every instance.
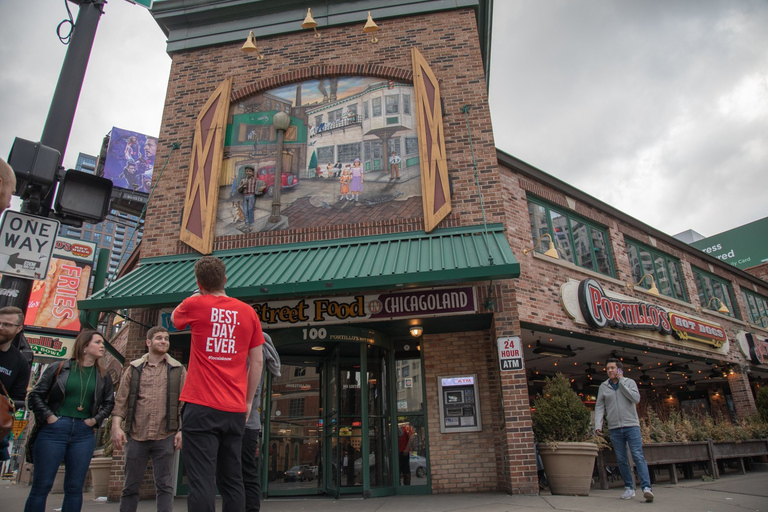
[385,95,399,114]
[317,146,335,164]
[337,143,361,163]
[692,268,739,318]
[405,137,419,156]
[741,289,768,327]
[527,197,614,276]
[625,239,686,301]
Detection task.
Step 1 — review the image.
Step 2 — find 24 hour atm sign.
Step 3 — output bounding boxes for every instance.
[497,336,523,371]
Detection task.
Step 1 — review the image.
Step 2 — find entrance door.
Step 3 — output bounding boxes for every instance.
[265,327,396,497]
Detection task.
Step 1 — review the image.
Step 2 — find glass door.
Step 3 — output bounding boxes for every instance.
[324,345,339,497]
[394,339,430,493]
[264,326,396,498]
[265,363,323,496]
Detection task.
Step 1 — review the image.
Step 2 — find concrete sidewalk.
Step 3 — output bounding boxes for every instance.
[2,466,766,512]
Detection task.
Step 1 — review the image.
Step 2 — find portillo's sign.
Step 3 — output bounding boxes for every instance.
[562,278,728,353]
[250,286,476,329]
[578,279,672,334]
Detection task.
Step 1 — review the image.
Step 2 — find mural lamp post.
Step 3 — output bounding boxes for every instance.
[269,112,291,223]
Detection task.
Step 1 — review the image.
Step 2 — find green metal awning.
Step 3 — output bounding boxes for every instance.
[78,224,519,313]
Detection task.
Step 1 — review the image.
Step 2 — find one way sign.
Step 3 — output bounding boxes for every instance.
[0,211,60,280]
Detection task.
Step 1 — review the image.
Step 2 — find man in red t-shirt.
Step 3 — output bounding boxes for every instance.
[172,256,264,512]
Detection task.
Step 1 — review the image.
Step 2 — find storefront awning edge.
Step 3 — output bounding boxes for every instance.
[78,224,519,313]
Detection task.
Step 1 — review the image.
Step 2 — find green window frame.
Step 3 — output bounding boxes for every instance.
[692,267,739,319]
[527,197,614,276]
[625,239,687,301]
[741,289,768,328]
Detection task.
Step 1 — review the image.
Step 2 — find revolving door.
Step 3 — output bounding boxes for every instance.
[264,327,395,498]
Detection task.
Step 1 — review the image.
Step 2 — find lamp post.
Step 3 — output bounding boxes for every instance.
[269,112,291,224]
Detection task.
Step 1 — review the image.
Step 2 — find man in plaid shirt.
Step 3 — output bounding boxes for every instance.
[239,166,264,232]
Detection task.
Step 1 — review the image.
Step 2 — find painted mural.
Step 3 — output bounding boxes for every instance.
[215,77,422,235]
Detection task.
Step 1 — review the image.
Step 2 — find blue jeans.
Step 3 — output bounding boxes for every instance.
[609,426,651,490]
[25,417,96,512]
[243,194,255,226]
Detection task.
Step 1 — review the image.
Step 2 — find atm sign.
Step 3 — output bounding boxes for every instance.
[498,336,523,372]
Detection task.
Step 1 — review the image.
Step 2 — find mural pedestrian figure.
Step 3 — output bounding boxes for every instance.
[238,167,264,232]
[349,158,364,201]
[389,151,401,180]
[339,166,351,200]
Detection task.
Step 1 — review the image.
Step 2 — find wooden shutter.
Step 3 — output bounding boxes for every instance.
[179,78,232,254]
[412,48,451,232]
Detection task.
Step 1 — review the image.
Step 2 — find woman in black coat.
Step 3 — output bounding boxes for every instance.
[25,329,114,512]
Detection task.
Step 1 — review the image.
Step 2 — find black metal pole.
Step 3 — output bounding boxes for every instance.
[0,0,105,311]
[39,0,106,217]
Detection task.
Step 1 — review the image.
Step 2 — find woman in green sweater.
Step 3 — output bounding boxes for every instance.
[25,329,115,512]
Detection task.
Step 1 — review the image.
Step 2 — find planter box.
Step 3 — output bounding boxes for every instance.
[597,441,714,490]
[711,440,768,478]
[597,439,768,488]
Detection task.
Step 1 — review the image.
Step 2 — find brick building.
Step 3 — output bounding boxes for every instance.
[79,0,768,501]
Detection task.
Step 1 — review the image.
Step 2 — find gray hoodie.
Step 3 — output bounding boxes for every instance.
[594,377,641,431]
[246,333,281,431]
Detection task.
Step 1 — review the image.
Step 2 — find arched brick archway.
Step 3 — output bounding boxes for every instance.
[231,64,413,102]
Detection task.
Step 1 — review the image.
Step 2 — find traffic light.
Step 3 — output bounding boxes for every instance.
[54,169,113,224]
[7,137,61,200]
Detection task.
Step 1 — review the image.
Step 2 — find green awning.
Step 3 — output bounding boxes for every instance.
[78,223,519,313]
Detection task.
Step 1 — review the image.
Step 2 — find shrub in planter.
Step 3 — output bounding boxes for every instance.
[532,373,593,443]
[532,373,601,496]
[757,386,768,423]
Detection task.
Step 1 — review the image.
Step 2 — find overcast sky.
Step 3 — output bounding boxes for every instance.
[1,1,766,238]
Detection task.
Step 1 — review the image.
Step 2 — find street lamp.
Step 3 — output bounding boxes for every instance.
[269,112,291,224]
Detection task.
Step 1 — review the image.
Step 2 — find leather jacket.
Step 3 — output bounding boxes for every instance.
[27,359,115,425]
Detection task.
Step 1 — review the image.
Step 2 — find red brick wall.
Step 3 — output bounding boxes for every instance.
[745,262,768,282]
[421,330,503,493]
[143,8,502,259]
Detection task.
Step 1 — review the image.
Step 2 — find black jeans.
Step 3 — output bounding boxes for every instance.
[181,403,246,512]
[241,428,261,512]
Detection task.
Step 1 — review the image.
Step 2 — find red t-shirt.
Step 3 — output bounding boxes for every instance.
[173,295,265,413]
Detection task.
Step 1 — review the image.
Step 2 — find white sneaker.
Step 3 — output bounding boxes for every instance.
[621,488,635,499]
[643,487,654,502]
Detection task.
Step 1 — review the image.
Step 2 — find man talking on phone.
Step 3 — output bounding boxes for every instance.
[594,358,654,502]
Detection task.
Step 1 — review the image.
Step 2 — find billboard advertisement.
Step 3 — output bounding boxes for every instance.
[689,217,768,270]
[102,126,158,193]
[24,236,97,333]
